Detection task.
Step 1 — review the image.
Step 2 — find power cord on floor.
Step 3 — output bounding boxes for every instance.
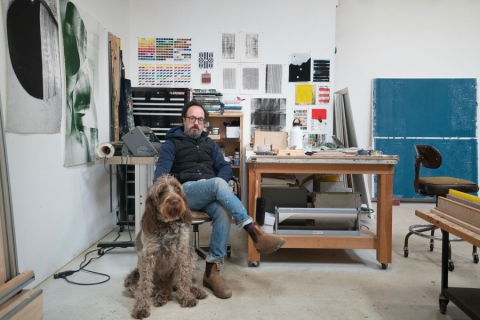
[57,155,136,285]
[53,226,129,285]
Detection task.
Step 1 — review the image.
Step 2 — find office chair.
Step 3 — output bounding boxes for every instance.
[191,176,240,259]
[404,144,479,271]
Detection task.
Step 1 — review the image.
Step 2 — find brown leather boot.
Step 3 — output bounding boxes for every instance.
[252,223,286,254]
[203,263,232,299]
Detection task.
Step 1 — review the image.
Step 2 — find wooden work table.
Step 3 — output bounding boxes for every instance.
[416,209,480,319]
[246,150,399,268]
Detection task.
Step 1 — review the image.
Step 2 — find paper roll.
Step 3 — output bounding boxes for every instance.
[96,142,123,158]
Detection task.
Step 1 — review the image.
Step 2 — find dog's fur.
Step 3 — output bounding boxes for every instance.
[124,175,207,319]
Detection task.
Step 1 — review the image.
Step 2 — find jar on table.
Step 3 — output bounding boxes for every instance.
[234,151,240,166]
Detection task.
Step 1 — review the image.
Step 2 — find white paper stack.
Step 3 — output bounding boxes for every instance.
[260,212,276,233]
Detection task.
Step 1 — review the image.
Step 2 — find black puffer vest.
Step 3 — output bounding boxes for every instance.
[170,136,216,183]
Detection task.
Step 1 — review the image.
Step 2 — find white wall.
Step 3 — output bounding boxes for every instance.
[128,0,338,197]
[128,0,338,148]
[334,0,480,192]
[0,0,131,287]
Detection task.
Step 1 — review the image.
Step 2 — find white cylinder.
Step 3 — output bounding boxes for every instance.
[290,126,303,150]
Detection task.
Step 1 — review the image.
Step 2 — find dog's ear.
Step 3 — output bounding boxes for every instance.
[141,184,160,234]
[181,209,192,224]
[178,186,192,224]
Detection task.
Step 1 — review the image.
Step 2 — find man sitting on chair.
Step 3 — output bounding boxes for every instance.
[153,100,286,299]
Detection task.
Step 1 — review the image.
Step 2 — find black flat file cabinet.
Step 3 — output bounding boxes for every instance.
[416,209,480,320]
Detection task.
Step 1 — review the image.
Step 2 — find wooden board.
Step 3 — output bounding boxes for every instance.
[0,270,34,298]
[416,210,480,248]
[0,289,42,320]
[254,131,288,151]
[431,208,480,235]
[437,197,480,229]
[109,34,120,141]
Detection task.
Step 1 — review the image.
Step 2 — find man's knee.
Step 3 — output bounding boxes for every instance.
[211,177,229,191]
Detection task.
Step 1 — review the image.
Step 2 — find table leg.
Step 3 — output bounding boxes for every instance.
[247,164,261,265]
[376,173,393,266]
[439,229,450,314]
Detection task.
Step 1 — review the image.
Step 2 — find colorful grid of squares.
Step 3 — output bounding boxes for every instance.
[156,64,174,86]
[138,38,192,62]
[138,38,156,61]
[138,63,191,86]
[156,38,192,62]
[174,64,191,85]
[138,63,156,86]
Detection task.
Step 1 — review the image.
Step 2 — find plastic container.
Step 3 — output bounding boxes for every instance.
[234,151,240,166]
[290,118,303,150]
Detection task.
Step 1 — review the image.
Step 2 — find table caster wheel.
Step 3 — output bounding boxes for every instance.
[473,252,479,264]
[430,243,434,251]
[404,249,408,258]
[98,248,105,256]
[439,299,448,314]
[119,226,125,232]
[381,263,388,270]
[448,260,454,272]
[250,261,260,267]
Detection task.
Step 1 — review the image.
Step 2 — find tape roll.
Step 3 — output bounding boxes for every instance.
[96,142,123,158]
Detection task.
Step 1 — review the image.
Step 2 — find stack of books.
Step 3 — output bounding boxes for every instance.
[223,99,242,115]
[193,89,224,114]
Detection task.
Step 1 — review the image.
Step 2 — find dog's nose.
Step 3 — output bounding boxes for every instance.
[170,199,179,206]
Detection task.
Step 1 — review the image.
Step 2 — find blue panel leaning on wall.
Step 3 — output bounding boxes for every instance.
[372,78,478,199]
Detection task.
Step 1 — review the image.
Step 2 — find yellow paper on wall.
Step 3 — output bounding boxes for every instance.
[295,84,314,105]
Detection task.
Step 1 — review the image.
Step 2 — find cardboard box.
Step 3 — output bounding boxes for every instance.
[226,126,240,138]
[313,192,362,209]
[264,212,276,226]
[254,131,288,150]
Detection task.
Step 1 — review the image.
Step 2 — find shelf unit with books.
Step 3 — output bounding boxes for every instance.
[208,114,243,199]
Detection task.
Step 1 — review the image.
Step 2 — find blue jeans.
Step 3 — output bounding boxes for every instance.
[182,177,253,265]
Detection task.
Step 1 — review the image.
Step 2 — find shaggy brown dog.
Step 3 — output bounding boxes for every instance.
[124,175,207,319]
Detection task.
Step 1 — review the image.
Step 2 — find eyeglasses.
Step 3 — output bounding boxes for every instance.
[185,116,205,124]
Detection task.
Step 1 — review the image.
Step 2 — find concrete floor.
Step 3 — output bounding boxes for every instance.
[37,203,479,320]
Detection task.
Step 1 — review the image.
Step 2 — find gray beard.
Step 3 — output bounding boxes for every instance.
[185,127,201,139]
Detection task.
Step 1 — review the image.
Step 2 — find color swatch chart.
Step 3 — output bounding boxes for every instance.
[137,37,192,86]
[138,38,192,62]
[138,63,191,86]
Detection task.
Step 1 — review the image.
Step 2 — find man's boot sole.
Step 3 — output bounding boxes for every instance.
[256,239,286,255]
[202,280,232,299]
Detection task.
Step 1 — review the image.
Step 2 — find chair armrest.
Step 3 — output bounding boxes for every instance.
[231,176,241,199]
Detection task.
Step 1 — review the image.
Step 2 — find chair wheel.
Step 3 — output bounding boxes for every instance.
[430,243,434,251]
[227,252,231,258]
[404,249,408,258]
[119,226,125,232]
[381,263,388,270]
[448,260,454,272]
[439,299,448,314]
[250,261,260,267]
[473,253,479,264]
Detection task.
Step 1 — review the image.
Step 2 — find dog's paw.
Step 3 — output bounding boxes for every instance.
[179,298,198,308]
[191,286,208,299]
[152,294,170,307]
[131,308,150,319]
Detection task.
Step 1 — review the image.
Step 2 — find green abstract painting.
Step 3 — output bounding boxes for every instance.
[60,0,98,167]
